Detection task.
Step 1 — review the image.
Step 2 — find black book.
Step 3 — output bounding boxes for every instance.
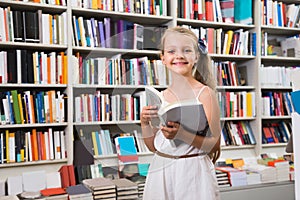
[13,10,24,42]
[6,50,17,83]
[24,11,39,43]
[21,49,28,83]
[26,50,34,83]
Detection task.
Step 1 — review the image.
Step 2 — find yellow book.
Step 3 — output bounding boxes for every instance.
[17,93,24,124]
[6,130,9,163]
[91,132,99,156]
[63,54,68,84]
[49,14,53,44]
[246,92,253,117]
[91,0,98,9]
[225,30,233,54]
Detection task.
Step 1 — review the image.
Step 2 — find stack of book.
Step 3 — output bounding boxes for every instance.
[245,170,261,185]
[82,177,116,200]
[65,184,93,200]
[111,178,138,200]
[268,160,290,182]
[243,164,277,183]
[215,169,231,188]
[216,167,247,187]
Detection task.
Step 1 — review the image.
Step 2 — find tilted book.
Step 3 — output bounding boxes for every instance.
[145,86,210,136]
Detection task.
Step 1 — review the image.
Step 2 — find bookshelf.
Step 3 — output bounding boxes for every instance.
[0,0,298,185]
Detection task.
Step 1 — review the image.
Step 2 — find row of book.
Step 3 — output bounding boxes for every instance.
[0,90,66,125]
[262,121,292,144]
[77,128,149,157]
[71,0,168,16]
[0,128,66,164]
[261,91,294,117]
[212,61,246,87]
[71,16,167,50]
[0,8,67,44]
[261,0,300,28]
[72,54,171,86]
[260,66,299,88]
[11,0,67,5]
[0,50,68,85]
[218,91,256,118]
[178,0,253,25]
[221,121,256,146]
[74,92,144,123]
[184,25,255,56]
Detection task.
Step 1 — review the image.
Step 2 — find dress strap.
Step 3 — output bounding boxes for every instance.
[196,86,208,99]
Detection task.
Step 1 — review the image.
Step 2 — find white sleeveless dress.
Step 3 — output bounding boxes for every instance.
[143,87,220,200]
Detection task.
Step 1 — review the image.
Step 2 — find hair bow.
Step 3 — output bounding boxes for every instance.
[198,38,208,54]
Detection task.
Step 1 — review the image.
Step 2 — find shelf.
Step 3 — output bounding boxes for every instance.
[221,145,255,150]
[0,0,67,13]
[0,123,68,129]
[261,116,292,120]
[0,42,67,51]
[262,143,288,148]
[261,25,300,35]
[217,86,256,90]
[0,158,68,169]
[176,18,255,30]
[221,117,256,121]
[73,121,140,126]
[71,8,173,25]
[0,84,67,88]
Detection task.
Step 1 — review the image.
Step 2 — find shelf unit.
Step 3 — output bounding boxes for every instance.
[0,0,299,181]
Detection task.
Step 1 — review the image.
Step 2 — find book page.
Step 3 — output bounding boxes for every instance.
[145,86,163,128]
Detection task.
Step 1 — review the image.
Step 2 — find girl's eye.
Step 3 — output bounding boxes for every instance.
[167,50,175,54]
[184,49,193,53]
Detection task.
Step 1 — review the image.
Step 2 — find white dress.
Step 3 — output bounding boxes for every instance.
[143,87,220,200]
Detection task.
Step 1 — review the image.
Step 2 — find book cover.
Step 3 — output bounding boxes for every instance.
[234,0,252,25]
[145,86,210,136]
[291,90,300,114]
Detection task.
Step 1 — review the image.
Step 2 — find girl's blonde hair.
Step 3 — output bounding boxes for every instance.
[160,26,220,164]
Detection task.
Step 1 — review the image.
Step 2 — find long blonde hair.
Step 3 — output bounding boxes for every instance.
[160,26,221,163]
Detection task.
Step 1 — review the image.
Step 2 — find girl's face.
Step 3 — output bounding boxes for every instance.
[161,32,198,76]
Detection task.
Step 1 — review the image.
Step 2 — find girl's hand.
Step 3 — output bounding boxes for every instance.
[161,121,181,139]
[141,105,158,126]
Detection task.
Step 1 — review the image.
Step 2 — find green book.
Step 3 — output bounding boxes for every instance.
[11,90,22,124]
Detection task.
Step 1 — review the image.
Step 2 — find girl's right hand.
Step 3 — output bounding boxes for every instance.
[140,105,158,126]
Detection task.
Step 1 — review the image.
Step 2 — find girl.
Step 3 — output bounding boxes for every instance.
[141,27,221,200]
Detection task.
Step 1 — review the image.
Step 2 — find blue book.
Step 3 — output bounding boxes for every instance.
[98,21,106,48]
[291,90,300,114]
[95,131,102,155]
[234,0,252,25]
[116,136,137,156]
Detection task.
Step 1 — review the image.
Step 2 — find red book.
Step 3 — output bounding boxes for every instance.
[68,165,76,186]
[31,129,39,161]
[59,165,70,188]
[205,0,214,21]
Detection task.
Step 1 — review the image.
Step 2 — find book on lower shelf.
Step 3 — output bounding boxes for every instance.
[145,86,210,136]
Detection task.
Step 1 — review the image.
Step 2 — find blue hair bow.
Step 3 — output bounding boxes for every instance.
[198,38,208,54]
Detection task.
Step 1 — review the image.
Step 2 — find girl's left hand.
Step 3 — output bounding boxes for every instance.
[161,121,181,140]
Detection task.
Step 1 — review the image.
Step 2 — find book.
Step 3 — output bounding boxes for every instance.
[145,86,210,136]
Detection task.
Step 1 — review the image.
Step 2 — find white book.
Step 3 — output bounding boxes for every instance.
[16,50,21,84]
[42,13,50,44]
[104,130,114,155]
[48,52,56,84]
[26,131,32,162]
[0,8,6,42]
[99,130,108,155]
[46,172,61,188]
[7,176,23,195]
[22,170,46,192]
[60,131,66,159]
[8,132,15,162]
[44,131,49,160]
[48,128,54,160]
[0,133,4,163]
[53,131,61,159]
[75,96,82,122]
[2,97,11,124]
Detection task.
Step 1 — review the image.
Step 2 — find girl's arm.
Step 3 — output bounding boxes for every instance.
[141,105,159,152]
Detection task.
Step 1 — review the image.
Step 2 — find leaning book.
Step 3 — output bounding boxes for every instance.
[145,86,210,136]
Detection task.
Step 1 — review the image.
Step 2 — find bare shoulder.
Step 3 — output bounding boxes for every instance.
[198,86,217,103]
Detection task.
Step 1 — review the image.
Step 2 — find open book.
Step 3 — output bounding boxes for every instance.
[145,86,209,136]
